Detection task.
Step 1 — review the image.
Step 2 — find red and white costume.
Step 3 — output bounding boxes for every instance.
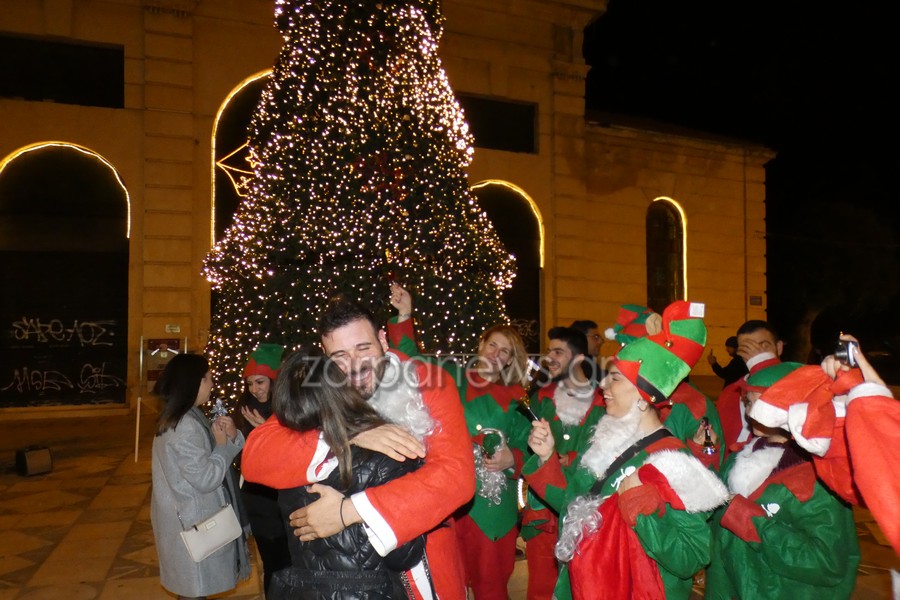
[242,349,475,600]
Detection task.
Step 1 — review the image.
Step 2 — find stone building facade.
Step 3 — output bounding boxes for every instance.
[0,0,770,415]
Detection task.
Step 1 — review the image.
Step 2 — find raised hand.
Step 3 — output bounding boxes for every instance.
[389,282,413,320]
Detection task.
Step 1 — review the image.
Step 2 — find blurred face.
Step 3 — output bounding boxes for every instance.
[545,339,575,379]
[322,318,389,399]
[478,332,513,377]
[585,328,601,357]
[246,375,271,403]
[736,328,783,362]
[195,371,213,406]
[743,389,787,439]
[599,364,642,418]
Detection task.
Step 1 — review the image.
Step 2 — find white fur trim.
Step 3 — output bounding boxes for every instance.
[308,432,339,482]
[832,396,847,418]
[745,352,777,371]
[736,401,752,443]
[353,490,398,556]
[848,382,893,404]
[727,440,784,497]
[644,450,729,512]
[748,398,788,429]
[405,559,437,600]
[787,403,831,457]
[605,327,617,341]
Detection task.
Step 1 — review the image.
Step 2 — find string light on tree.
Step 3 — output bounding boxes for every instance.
[204,0,516,405]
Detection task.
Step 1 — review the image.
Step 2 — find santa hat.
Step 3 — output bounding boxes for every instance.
[243,343,284,380]
[747,364,837,456]
[604,304,662,346]
[613,301,706,405]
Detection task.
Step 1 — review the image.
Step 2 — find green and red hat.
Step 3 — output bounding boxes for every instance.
[613,301,707,405]
[604,304,661,346]
[745,361,803,394]
[243,343,284,380]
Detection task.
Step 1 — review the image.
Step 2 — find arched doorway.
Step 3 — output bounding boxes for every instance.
[0,143,130,407]
[471,180,543,353]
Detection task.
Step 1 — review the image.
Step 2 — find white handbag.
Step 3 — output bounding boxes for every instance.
[179,504,242,563]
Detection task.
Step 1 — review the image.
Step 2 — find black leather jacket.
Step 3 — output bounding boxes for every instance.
[269,446,426,600]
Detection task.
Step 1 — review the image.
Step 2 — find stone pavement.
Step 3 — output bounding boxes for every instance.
[0,406,897,599]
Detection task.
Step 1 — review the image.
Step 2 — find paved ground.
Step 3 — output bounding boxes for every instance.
[0,400,897,599]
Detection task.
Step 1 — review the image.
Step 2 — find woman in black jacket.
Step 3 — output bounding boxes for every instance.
[267,349,428,600]
[235,343,291,596]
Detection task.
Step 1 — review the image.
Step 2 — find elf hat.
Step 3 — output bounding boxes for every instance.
[747,364,837,456]
[243,343,284,380]
[604,304,663,346]
[745,361,804,394]
[613,301,707,405]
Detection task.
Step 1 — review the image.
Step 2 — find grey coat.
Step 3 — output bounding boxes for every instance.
[151,407,251,597]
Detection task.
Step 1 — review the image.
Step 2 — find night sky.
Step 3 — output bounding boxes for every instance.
[583,0,899,363]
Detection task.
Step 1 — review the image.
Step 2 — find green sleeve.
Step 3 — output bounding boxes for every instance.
[634,508,712,580]
[522,453,570,514]
[750,484,858,586]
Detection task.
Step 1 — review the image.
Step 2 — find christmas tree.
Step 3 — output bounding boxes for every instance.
[204,0,516,404]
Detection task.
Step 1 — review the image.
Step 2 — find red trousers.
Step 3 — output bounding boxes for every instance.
[525,530,558,600]
[454,514,518,600]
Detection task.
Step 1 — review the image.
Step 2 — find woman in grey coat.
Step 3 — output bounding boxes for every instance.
[151,353,251,599]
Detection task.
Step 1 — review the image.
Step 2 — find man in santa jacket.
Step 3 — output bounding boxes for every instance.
[524,301,729,600]
[716,320,783,455]
[705,361,860,599]
[242,295,474,600]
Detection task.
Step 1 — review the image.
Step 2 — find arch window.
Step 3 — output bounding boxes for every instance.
[646,197,685,312]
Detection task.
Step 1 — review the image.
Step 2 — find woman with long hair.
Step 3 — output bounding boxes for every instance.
[150,353,250,600]
[267,349,429,599]
[235,343,291,595]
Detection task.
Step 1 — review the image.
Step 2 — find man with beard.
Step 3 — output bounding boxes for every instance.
[520,326,605,600]
[241,295,474,600]
[523,301,729,600]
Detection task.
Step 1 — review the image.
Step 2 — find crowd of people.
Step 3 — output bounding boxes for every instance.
[147,282,899,600]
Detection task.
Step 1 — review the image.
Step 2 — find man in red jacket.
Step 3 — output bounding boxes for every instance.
[717,320,783,454]
[242,295,475,600]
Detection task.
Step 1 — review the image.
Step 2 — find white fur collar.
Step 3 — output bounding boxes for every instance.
[555,447,729,563]
[369,352,435,442]
[727,438,784,497]
[645,450,729,512]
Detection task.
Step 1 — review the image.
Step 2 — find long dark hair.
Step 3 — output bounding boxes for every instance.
[273,349,386,489]
[154,353,209,435]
